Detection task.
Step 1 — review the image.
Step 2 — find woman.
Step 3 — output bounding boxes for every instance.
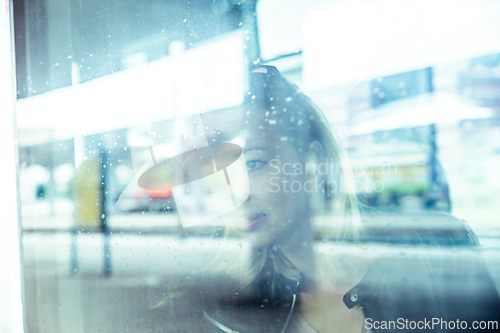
[196,65,368,332]
[145,66,500,332]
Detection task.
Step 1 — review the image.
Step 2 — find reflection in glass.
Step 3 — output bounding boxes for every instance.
[14,0,500,332]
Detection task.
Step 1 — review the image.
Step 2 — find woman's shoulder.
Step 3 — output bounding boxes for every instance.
[349,210,500,331]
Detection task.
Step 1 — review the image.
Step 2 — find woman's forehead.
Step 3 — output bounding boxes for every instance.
[198,101,312,157]
[201,108,281,144]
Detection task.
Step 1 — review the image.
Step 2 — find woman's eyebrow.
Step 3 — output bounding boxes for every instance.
[243,147,269,153]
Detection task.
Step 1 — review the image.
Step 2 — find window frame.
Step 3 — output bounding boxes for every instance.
[0,0,26,331]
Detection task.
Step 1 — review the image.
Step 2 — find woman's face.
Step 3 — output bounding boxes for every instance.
[201,107,314,247]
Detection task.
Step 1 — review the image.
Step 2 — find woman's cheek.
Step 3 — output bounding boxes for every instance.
[243,172,266,202]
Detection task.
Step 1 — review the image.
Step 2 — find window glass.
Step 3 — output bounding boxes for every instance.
[14,0,500,332]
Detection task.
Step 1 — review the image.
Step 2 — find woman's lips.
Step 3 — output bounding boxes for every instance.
[237,213,267,232]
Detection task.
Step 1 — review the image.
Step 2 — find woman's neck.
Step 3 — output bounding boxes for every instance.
[274,219,318,292]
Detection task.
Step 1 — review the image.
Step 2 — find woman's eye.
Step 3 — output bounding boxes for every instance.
[246,160,263,171]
